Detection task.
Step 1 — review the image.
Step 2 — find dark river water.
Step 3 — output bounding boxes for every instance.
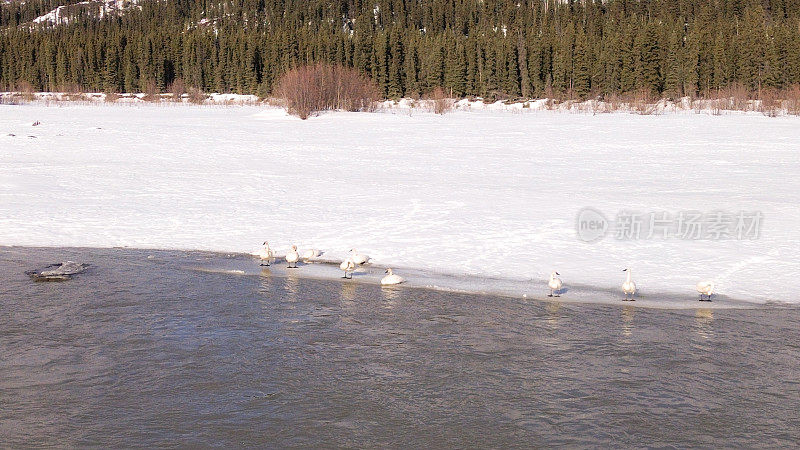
[1,246,799,448]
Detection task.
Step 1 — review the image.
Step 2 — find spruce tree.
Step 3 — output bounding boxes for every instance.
[444,38,466,97]
[572,29,591,98]
[636,23,662,94]
[663,28,683,98]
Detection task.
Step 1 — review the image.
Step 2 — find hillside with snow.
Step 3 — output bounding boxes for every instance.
[1,103,799,305]
[30,0,139,25]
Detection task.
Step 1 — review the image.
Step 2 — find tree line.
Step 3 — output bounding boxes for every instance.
[2,0,800,100]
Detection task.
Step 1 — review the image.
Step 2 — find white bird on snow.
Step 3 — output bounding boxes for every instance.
[548,271,562,297]
[285,245,300,268]
[697,281,715,302]
[622,268,636,301]
[302,248,321,263]
[349,249,370,265]
[340,258,356,279]
[381,268,405,286]
[256,241,274,266]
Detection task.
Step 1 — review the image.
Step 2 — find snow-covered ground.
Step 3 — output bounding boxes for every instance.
[1,103,799,304]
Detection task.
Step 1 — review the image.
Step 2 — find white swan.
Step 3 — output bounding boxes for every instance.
[697,281,714,302]
[349,249,370,265]
[622,268,636,301]
[340,258,356,279]
[285,245,300,268]
[381,268,405,286]
[548,271,562,297]
[256,241,274,266]
[302,248,321,262]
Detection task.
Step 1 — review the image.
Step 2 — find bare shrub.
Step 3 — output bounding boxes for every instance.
[601,93,620,113]
[56,83,84,101]
[187,87,206,105]
[105,92,120,103]
[712,98,723,116]
[60,83,82,94]
[274,63,381,119]
[786,84,800,116]
[168,78,186,102]
[429,87,453,115]
[716,83,750,111]
[143,79,160,102]
[630,88,657,115]
[17,81,35,102]
[0,94,22,105]
[758,88,782,117]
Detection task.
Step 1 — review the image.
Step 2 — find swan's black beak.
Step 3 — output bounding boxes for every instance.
[384,269,389,273]
[623,269,627,272]
[556,272,560,276]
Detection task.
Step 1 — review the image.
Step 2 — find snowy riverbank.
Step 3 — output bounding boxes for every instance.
[1,103,799,304]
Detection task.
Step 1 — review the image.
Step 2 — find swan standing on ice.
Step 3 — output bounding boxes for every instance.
[622,268,636,301]
[257,241,275,266]
[548,272,562,297]
[381,268,405,286]
[697,281,714,302]
[349,249,370,265]
[302,248,321,263]
[285,245,300,268]
[340,258,356,279]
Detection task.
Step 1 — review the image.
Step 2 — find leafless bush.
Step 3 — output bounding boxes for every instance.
[428,87,453,115]
[187,87,206,105]
[16,81,35,102]
[274,63,380,119]
[59,83,82,94]
[168,78,186,102]
[105,92,120,103]
[712,99,723,116]
[786,84,800,116]
[716,83,750,111]
[758,88,782,117]
[574,100,593,113]
[602,93,622,113]
[0,94,22,105]
[56,83,84,101]
[143,80,160,102]
[630,88,657,115]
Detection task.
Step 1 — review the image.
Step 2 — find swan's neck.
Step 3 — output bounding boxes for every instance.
[625,271,632,282]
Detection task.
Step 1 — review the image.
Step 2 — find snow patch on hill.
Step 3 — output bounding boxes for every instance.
[32,0,140,25]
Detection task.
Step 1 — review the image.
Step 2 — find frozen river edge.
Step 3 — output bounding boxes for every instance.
[3,246,762,310]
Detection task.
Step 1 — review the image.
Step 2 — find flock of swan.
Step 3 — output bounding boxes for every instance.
[256,242,717,301]
[256,242,405,286]
[544,269,714,302]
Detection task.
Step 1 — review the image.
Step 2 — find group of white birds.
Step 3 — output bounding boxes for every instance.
[255,242,406,286]
[548,268,716,302]
[258,242,715,301]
